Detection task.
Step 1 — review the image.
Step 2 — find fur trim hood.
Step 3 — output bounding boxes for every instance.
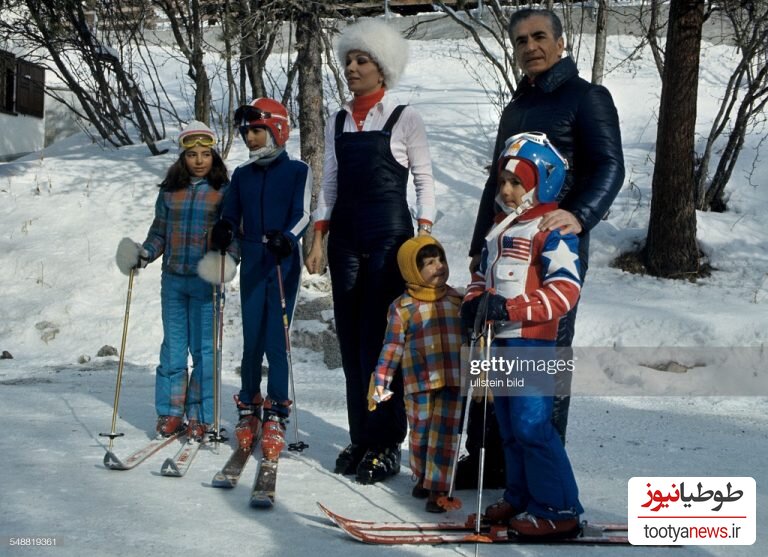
[337,19,409,89]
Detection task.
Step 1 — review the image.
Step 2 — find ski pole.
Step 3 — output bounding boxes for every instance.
[209,253,228,444]
[438,305,487,512]
[100,268,134,452]
[438,379,471,511]
[463,292,495,545]
[440,293,494,540]
[475,321,493,518]
[469,320,495,551]
[275,260,308,452]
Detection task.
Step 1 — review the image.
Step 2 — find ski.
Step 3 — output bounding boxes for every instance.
[249,414,287,507]
[103,431,185,471]
[318,502,470,531]
[211,445,255,488]
[317,503,630,545]
[249,458,279,508]
[160,437,205,477]
[318,502,627,532]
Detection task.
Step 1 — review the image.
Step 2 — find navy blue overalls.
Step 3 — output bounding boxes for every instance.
[328,106,411,449]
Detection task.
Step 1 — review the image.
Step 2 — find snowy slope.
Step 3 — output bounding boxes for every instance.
[1,25,767,557]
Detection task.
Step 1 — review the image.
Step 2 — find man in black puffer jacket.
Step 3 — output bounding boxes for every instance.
[457,8,625,491]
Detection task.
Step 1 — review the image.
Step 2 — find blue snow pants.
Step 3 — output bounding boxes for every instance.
[156,272,219,424]
[492,337,584,520]
[237,239,300,415]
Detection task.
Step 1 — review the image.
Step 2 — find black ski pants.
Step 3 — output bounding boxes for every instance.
[328,234,410,449]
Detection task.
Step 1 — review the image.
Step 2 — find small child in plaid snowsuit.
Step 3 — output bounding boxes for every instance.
[373,236,462,513]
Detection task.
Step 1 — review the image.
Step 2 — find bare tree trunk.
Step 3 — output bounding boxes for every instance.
[559,1,577,61]
[645,0,704,278]
[236,0,280,101]
[591,0,608,85]
[238,0,264,99]
[111,66,165,154]
[703,90,767,211]
[189,0,210,123]
[698,6,768,211]
[218,0,237,159]
[154,0,212,123]
[295,11,325,255]
[647,0,665,77]
[321,19,347,110]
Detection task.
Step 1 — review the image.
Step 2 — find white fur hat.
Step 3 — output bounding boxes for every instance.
[337,19,409,89]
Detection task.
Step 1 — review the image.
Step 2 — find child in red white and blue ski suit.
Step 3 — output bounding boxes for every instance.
[462,132,584,539]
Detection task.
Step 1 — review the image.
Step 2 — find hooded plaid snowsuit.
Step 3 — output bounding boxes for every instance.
[374,237,463,492]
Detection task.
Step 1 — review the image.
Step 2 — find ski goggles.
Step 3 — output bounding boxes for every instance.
[179,134,216,149]
[234,105,273,127]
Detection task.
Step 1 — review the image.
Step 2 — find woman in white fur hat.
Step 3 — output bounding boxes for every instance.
[115,120,235,441]
[305,18,436,485]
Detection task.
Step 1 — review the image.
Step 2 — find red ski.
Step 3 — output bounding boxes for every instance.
[317,502,630,545]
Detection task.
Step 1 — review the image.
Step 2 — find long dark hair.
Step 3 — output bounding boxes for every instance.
[159,149,229,191]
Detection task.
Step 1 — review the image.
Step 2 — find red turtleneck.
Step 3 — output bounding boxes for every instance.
[351,88,385,131]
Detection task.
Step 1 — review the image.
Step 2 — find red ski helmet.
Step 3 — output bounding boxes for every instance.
[234,98,290,147]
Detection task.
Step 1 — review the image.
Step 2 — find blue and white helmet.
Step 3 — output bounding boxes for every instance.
[498,132,569,203]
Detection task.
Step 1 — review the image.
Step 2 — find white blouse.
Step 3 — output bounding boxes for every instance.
[313,95,437,226]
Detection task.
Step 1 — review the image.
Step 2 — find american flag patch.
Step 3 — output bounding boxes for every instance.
[501,236,531,261]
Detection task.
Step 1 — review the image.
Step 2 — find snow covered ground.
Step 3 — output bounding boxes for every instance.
[1,19,767,557]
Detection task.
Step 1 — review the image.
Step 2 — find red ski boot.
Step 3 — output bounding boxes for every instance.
[156,415,184,437]
[260,399,290,461]
[187,419,210,441]
[234,394,263,451]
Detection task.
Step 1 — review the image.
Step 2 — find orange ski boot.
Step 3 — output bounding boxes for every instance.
[234,394,263,451]
[260,399,290,460]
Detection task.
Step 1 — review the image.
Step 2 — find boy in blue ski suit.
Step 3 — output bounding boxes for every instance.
[210,98,312,459]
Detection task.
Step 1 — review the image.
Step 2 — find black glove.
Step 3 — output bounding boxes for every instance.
[486,293,509,321]
[461,292,509,333]
[137,246,150,268]
[265,230,294,259]
[210,220,234,253]
[460,296,482,333]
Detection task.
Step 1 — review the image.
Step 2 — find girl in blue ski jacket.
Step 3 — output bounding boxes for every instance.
[115,121,233,440]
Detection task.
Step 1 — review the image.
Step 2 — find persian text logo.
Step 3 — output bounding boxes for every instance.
[627,477,755,545]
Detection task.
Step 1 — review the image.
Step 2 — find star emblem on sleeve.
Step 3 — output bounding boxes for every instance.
[542,240,580,278]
